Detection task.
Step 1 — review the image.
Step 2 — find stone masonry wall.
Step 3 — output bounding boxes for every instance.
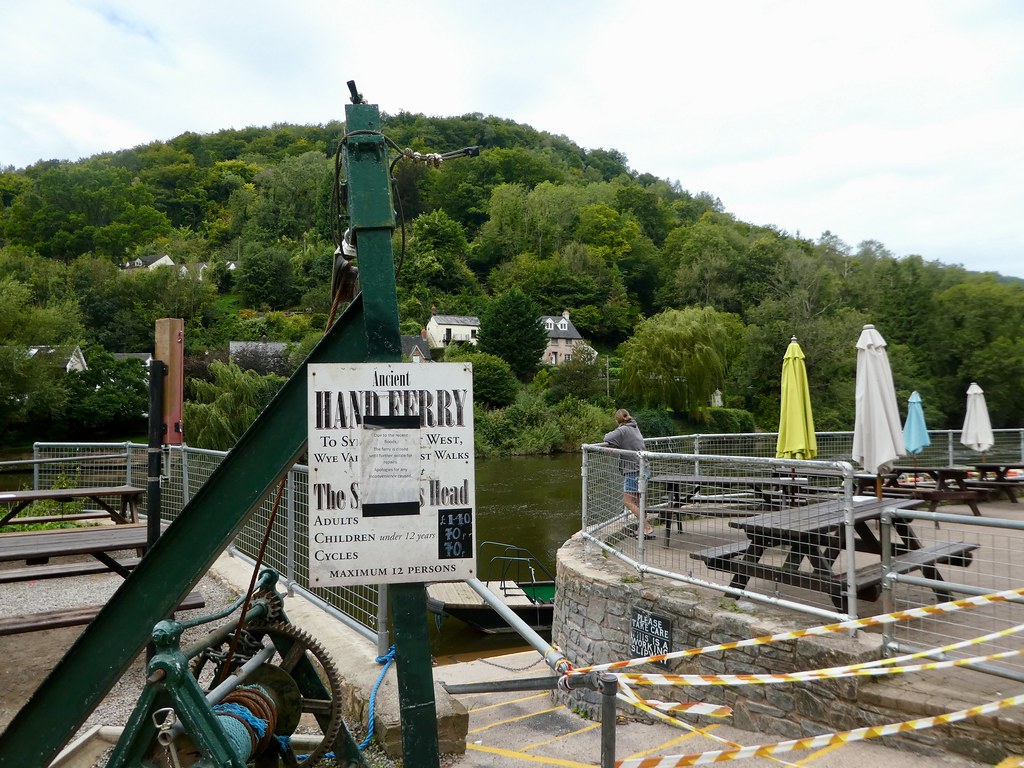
[552,534,1024,764]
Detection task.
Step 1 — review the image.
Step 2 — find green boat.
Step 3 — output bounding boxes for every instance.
[426,541,556,634]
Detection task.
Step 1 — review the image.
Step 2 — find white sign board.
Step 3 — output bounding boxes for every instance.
[307,362,475,586]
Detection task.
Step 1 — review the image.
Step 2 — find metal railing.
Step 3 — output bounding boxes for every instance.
[27,442,386,650]
[881,507,1024,681]
[646,428,1024,467]
[585,428,1024,626]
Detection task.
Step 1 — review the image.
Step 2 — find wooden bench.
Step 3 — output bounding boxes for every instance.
[0,590,205,636]
[0,485,144,526]
[850,541,978,594]
[963,479,1020,504]
[0,557,141,584]
[692,539,977,611]
[0,523,154,580]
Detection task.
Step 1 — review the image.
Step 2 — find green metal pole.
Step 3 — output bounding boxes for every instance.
[344,98,440,768]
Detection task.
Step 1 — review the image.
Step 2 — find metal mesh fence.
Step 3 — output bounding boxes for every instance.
[584,444,858,618]
[32,442,382,640]
[645,429,1024,466]
[884,509,1024,679]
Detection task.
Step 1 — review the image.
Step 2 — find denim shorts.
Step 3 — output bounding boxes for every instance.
[623,466,651,494]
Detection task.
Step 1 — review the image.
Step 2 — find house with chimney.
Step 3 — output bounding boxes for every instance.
[425,312,480,348]
[540,310,585,365]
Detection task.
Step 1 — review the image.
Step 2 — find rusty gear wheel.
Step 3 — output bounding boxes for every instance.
[247,620,345,767]
[252,588,284,620]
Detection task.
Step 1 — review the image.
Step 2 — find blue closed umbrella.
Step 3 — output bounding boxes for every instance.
[902,391,931,456]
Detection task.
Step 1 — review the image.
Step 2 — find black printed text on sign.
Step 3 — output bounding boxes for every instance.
[307,362,475,587]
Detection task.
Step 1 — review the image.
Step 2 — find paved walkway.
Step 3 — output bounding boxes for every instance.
[436,650,1017,768]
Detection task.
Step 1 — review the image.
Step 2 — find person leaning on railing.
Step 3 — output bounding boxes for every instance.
[603,408,654,538]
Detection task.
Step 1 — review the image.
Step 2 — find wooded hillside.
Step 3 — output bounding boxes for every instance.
[2,113,1022,447]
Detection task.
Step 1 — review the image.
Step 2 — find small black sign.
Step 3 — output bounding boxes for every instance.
[437,508,473,560]
[630,608,672,668]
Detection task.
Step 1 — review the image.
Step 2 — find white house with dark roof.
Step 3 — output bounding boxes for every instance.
[540,310,585,365]
[27,345,88,372]
[425,314,480,348]
[123,253,175,270]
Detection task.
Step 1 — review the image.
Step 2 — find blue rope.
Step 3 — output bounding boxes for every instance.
[212,702,269,739]
[359,645,396,751]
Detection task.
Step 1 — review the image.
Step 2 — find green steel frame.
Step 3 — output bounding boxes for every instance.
[0,96,440,768]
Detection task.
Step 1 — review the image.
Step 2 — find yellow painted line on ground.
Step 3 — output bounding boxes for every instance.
[468,704,566,734]
[994,757,1024,767]
[625,725,719,759]
[466,742,598,768]
[521,721,600,751]
[470,692,551,713]
[793,741,844,764]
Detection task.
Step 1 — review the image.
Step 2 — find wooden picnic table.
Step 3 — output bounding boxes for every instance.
[650,473,809,509]
[0,485,143,527]
[855,466,983,516]
[974,463,1024,482]
[690,497,977,612]
[0,523,151,579]
[0,523,205,635]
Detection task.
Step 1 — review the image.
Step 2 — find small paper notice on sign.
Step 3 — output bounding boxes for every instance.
[361,415,419,517]
[307,362,475,587]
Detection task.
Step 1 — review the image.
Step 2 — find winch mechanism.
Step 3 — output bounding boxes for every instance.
[105,569,364,768]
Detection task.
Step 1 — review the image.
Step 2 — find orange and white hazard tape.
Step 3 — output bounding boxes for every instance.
[614,692,1024,767]
[619,646,1024,687]
[615,681,800,768]
[572,586,1024,676]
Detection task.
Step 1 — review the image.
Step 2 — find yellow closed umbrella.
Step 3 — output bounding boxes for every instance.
[776,337,817,459]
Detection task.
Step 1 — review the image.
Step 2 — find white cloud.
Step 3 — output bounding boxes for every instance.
[2,0,1023,276]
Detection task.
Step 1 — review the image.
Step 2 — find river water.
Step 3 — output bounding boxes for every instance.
[2,447,584,658]
[427,453,583,659]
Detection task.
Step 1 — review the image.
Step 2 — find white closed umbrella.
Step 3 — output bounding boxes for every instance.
[961,382,994,454]
[852,325,905,481]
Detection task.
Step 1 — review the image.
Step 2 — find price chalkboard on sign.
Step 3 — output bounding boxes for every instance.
[438,508,473,560]
[630,608,672,668]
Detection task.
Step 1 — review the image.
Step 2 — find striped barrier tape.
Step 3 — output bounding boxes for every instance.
[618,646,1024,686]
[614,692,1024,767]
[572,586,1024,675]
[615,681,800,768]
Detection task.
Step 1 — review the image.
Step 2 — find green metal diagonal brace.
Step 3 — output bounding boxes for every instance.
[0,98,440,768]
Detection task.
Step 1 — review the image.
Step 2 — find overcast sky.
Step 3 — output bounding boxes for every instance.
[3,1,1023,277]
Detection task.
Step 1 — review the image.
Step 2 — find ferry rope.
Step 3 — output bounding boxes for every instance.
[613,692,1024,767]
[570,585,1024,676]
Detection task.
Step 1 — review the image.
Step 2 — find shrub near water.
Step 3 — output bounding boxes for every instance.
[474,393,608,456]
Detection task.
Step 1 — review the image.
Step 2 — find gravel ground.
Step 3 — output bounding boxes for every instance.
[0,553,242,739]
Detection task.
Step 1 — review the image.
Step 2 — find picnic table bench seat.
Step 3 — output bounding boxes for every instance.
[0,590,205,636]
[690,539,978,610]
[0,557,142,585]
[962,479,1020,503]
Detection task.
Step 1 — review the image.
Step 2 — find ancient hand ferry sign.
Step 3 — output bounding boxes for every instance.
[307,362,476,587]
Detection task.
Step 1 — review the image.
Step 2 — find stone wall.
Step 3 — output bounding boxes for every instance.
[552,534,1024,763]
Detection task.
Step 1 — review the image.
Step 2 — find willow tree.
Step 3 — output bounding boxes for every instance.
[183,360,286,450]
[617,306,728,417]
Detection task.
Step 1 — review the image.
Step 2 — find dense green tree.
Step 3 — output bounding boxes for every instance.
[236,245,299,310]
[397,210,479,295]
[442,348,519,408]
[545,343,604,404]
[477,287,548,381]
[63,348,148,436]
[617,307,730,417]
